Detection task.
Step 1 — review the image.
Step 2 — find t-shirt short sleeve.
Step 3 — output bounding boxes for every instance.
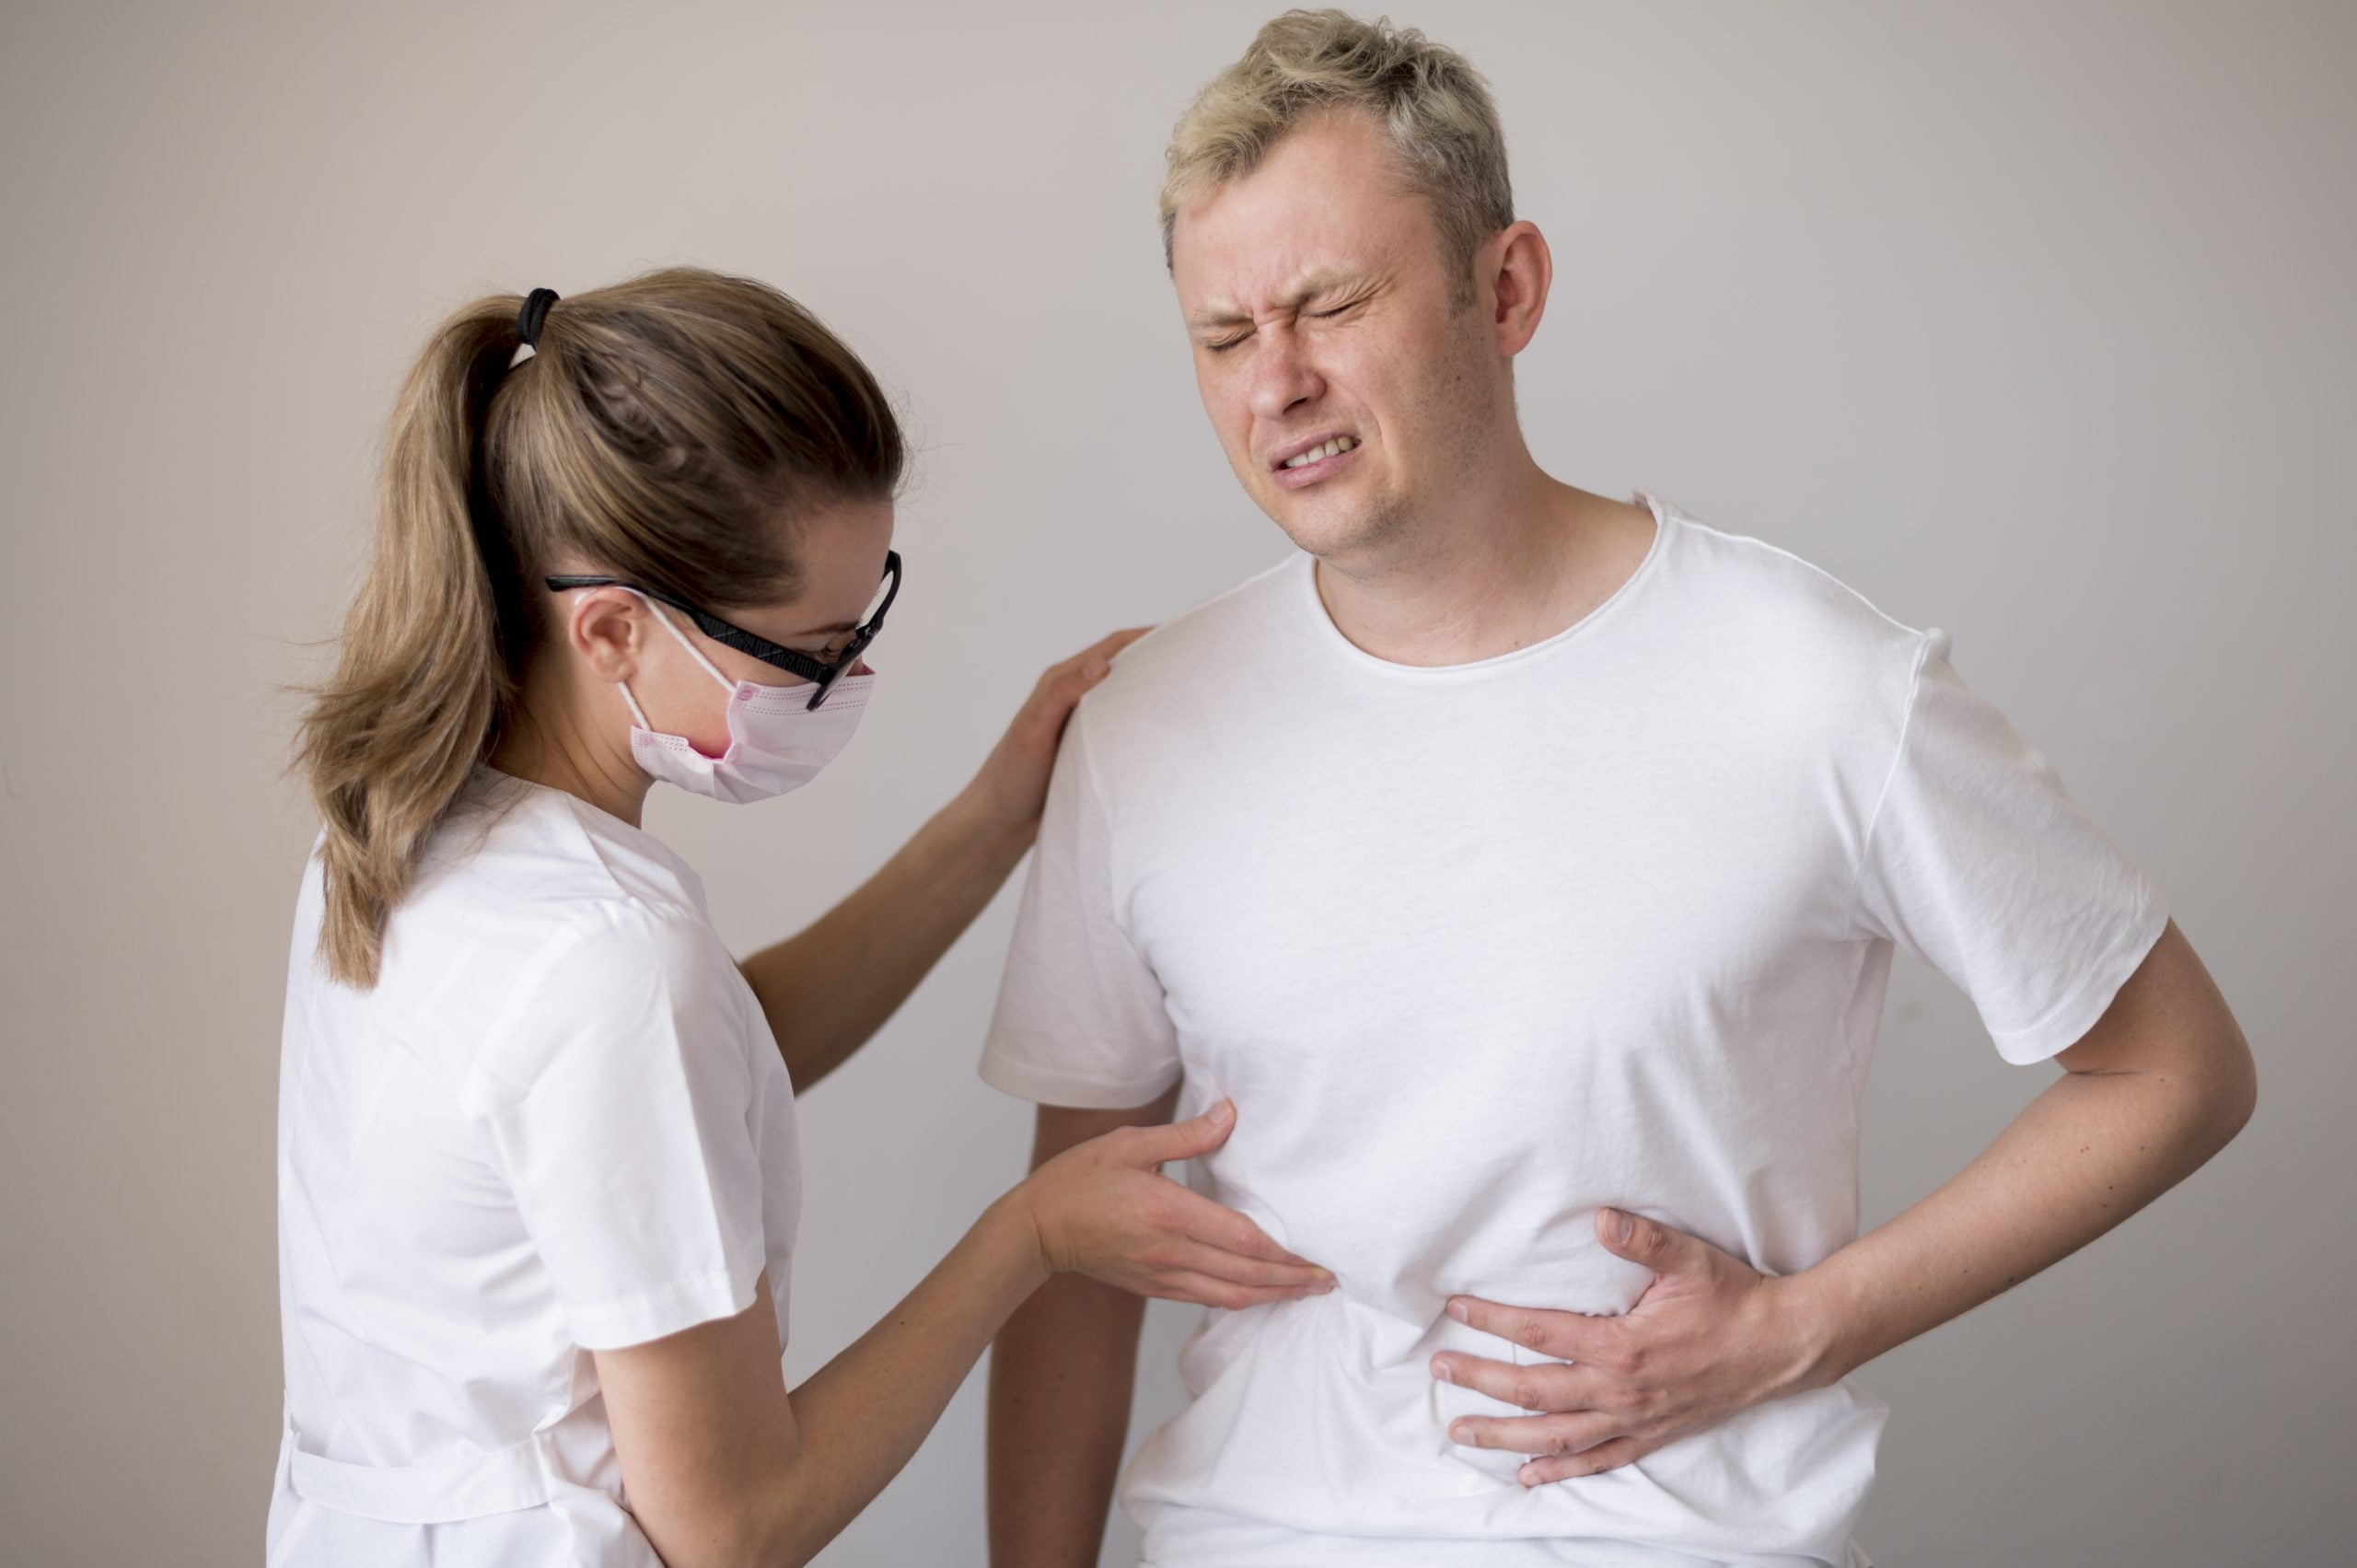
[1851,628,2169,1065]
[981,704,1184,1109]
[478,900,769,1350]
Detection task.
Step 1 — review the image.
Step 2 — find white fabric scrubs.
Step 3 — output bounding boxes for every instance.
[269,769,800,1566]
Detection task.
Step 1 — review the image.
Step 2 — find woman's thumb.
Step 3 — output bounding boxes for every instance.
[1135,1098,1237,1165]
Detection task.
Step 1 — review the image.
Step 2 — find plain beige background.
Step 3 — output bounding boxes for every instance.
[4,1,2352,1563]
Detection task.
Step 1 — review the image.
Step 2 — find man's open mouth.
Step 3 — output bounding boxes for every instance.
[1274,433,1359,470]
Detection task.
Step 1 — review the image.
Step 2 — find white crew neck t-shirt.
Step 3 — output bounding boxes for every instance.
[269,770,800,1568]
[981,492,2167,1568]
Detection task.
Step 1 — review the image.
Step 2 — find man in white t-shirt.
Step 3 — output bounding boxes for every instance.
[981,15,2256,1568]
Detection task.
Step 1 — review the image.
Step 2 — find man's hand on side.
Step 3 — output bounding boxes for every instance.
[1431,1207,1826,1485]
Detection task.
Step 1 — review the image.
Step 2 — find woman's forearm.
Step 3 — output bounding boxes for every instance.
[740,788,1031,1091]
[764,1196,1050,1564]
[604,1200,1049,1568]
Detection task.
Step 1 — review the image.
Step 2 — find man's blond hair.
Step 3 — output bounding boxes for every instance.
[1159,9,1515,305]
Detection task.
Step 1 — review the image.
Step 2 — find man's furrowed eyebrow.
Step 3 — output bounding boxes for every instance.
[1189,270,1364,331]
[1190,305,1255,331]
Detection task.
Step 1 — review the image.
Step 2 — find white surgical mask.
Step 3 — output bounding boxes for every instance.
[618,592,874,804]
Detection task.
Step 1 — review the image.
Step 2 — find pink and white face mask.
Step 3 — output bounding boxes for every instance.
[618,593,875,804]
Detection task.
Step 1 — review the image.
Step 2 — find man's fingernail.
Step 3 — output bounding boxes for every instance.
[1447,1298,1469,1322]
[1210,1098,1235,1123]
[1431,1356,1454,1383]
[1605,1207,1633,1245]
[1449,1421,1469,1443]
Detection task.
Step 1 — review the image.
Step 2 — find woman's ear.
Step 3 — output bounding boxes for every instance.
[563,587,644,685]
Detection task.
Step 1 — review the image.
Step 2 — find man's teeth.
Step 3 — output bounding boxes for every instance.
[1283,435,1357,470]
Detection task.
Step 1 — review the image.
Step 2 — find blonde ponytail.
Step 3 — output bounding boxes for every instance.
[296,270,902,987]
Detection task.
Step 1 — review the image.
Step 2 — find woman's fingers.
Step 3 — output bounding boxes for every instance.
[1009,628,1155,748]
[1167,1186,1318,1267]
[1045,627,1154,692]
[1122,1098,1237,1165]
[1162,1237,1333,1294]
[1051,1099,1336,1300]
[1053,628,1154,700]
[1076,626,1154,671]
[1146,1269,1319,1312]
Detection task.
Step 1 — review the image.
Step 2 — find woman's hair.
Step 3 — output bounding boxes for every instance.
[295,266,903,989]
[1158,9,1513,306]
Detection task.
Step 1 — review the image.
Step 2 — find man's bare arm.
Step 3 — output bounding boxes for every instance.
[1435,918,2258,1481]
[988,1090,1176,1568]
[1791,915,2256,1376]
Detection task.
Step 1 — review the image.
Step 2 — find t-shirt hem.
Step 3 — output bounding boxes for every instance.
[978,1050,1180,1110]
[561,1236,766,1351]
[1987,890,2170,1065]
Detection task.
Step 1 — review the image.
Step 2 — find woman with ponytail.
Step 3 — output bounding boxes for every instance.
[273,269,1330,1568]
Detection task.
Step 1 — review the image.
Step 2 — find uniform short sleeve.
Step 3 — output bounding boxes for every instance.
[478,900,769,1350]
[981,703,1183,1109]
[1851,629,2169,1065]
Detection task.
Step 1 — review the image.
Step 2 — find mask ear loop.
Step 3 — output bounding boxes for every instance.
[614,590,739,731]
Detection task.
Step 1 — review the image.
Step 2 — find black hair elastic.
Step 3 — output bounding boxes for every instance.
[516,287,560,348]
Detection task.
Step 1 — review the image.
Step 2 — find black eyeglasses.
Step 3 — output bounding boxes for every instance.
[545,550,901,711]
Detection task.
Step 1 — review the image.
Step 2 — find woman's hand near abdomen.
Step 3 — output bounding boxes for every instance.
[596,1097,1323,1568]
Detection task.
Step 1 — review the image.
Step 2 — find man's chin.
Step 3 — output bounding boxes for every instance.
[1259,491,1397,563]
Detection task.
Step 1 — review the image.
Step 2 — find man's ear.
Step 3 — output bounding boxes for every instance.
[563,587,645,685]
[1487,220,1553,359]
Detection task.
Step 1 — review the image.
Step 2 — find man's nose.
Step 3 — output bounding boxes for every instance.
[1247,325,1324,424]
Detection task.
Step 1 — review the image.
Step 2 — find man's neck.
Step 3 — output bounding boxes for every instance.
[1311,458,1654,668]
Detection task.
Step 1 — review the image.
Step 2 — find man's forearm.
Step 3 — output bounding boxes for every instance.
[739,789,1030,1093]
[989,1097,1178,1566]
[1789,1054,2246,1384]
[1788,925,2257,1386]
[988,1272,1146,1567]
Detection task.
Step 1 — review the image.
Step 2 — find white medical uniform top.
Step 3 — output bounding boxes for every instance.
[981,493,2168,1568]
[269,769,800,1567]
